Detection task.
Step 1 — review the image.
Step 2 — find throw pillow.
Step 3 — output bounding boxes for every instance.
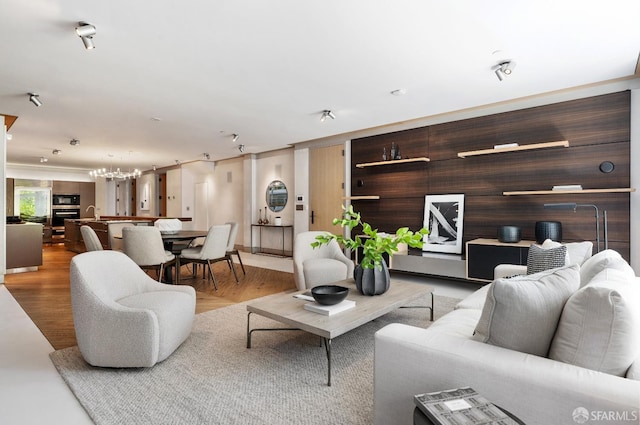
[579,249,635,287]
[473,264,580,357]
[527,243,567,274]
[565,241,593,266]
[549,268,640,377]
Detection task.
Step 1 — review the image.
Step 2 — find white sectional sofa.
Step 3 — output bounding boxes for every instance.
[374,248,640,425]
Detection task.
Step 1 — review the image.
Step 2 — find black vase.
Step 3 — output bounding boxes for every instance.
[497,225,521,243]
[354,259,390,296]
[535,221,562,244]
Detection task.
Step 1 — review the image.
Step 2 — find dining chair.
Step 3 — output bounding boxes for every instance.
[179,224,233,290]
[107,222,134,251]
[80,225,103,251]
[225,221,245,275]
[154,218,190,253]
[122,226,176,282]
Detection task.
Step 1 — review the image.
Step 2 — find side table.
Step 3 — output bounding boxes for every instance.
[413,405,525,425]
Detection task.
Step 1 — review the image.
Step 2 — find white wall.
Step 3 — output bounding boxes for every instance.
[6,164,93,182]
[630,89,639,275]
[1,117,6,283]
[293,148,309,234]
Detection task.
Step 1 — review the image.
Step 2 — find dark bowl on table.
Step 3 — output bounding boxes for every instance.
[311,285,349,305]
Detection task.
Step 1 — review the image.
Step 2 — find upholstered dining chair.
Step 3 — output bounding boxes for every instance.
[179,224,232,289]
[107,222,134,251]
[70,250,195,368]
[122,226,176,282]
[225,221,245,275]
[80,225,103,251]
[293,231,355,290]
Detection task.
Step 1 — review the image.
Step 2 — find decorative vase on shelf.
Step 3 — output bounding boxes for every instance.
[382,147,387,161]
[395,145,401,160]
[535,221,562,244]
[258,209,263,224]
[497,225,521,243]
[354,259,390,296]
[263,207,269,224]
[390,142,396,160]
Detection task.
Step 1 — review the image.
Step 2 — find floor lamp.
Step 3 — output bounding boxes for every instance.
[543,203,608,252]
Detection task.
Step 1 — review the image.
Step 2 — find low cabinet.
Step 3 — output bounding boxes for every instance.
[466,238,532,282]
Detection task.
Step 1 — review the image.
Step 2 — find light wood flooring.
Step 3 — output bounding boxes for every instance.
[4,244,296,350]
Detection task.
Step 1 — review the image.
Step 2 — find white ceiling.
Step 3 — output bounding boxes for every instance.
[1,1,639,173]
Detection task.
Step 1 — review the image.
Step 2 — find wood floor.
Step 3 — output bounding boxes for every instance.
[4,244,296,350]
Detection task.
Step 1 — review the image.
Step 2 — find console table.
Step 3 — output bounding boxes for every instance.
[250,224,293,257]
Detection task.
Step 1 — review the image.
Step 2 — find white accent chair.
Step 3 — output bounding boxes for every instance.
[180,224,232,289]
[225,221,245,276]
[80,225,103,251]
[70,250,195,368]
[293,231,355,291]
[122,226,176,282]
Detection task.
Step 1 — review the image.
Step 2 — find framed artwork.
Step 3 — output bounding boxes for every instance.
[422,194,465,254]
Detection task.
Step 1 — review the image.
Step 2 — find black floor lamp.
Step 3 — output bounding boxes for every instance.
[543,203,608,252]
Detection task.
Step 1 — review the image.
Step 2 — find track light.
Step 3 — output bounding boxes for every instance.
[52,149,61,155]
[232,134,239,143]
[320,110,335,122]
[28,93,42,107]
[495,61,516,81]
[238,144,245,153]
[69,139,80,146]
[40,157,48,163]
[203,153,210,160]
[75,22,96,50]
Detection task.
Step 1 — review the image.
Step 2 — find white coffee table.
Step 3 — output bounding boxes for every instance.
[246,278,433,385]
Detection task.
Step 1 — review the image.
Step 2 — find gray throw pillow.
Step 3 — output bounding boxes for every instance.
[527,244,567,275]
[473,264,580,357]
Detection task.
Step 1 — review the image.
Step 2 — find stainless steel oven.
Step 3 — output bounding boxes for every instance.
[52,194,80,206]
[51,207,80,227]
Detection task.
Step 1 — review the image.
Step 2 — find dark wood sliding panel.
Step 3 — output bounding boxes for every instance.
[350,90,632,262]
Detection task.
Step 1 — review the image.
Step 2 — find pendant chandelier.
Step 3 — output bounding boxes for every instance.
[89,167,141,180]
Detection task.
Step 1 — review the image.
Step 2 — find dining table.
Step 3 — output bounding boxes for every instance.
[116,229,209,283]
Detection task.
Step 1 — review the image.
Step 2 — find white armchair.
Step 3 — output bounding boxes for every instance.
[70,250,196,368]
[293,231,355,290]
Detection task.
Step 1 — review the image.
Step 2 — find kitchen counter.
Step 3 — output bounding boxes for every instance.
[6,223,43,272]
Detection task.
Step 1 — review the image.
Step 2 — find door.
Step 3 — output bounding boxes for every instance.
[194,182,209,230]
[309,144,344,232]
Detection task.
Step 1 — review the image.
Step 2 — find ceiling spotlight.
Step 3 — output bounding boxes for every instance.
[28,93,42,107]
[152,165,157,171]
[232,134,239,143]
[75,22,96,50]
[69,139,80,146]
[203,153,210,160]
[40,157,48,163]
[238,144,245,153]
[495,61,516,81]
[320,110,336,122]
[52,149,61,155]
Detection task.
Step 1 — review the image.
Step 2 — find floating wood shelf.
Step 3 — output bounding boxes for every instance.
[503,188,636,196]
[343,196,381,200]
[355,157,430,168]
[458,140,569,158]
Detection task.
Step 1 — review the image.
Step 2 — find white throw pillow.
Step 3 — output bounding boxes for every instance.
[549,268,640,377]
[473,264,580,357]
[579,249,635,287]
[565,241,593,265]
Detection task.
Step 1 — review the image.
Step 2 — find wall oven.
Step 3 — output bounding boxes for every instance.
[52,194,80,206]
[51,208,81,227]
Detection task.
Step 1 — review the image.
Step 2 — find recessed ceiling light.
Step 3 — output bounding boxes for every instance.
[150,117,162,121]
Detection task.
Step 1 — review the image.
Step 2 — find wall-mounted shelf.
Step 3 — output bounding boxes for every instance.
[355,157,430,168]
[458,140,569,158]
[503,188,636,196]
[343,196,381,200]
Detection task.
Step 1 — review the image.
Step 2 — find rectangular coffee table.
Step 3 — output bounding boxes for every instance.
[246,278,433,385]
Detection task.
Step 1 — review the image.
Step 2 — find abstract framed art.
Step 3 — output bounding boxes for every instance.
[422,194,465,254]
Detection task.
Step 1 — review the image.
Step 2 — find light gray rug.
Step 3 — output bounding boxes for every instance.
[50,294,459,425]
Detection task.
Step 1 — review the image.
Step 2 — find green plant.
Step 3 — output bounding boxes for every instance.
[312,205,429,270]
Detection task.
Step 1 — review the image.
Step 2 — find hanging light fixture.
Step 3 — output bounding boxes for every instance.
[28,93,42,107]
[90,167,142,180]
[75,22,96,50]
[320,110,336,122]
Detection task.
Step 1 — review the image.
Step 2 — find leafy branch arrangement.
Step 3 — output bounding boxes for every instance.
[311,205,429,270]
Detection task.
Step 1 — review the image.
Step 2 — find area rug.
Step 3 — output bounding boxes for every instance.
[50,294,459,425]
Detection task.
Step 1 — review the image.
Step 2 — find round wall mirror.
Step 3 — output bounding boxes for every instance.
[266,180,287,212]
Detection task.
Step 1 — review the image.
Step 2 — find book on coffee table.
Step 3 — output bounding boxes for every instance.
[414,387,521,425]
[304,300,355,316]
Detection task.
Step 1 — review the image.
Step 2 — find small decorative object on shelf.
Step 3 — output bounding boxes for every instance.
[497,225,521,243]
[257,209,263,224]
[312,205,428,295]
[382,147,387,161]
[395,145,401,160]
[263,207,269,224]
[535,221,562,244]
[390,142,396,160]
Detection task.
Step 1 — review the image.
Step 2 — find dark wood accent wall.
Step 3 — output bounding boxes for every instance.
[351,91,631,260]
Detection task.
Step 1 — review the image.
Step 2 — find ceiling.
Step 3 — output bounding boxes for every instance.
[1,1,639,173]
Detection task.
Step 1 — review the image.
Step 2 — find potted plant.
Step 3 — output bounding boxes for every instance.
[312,205,429,295]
